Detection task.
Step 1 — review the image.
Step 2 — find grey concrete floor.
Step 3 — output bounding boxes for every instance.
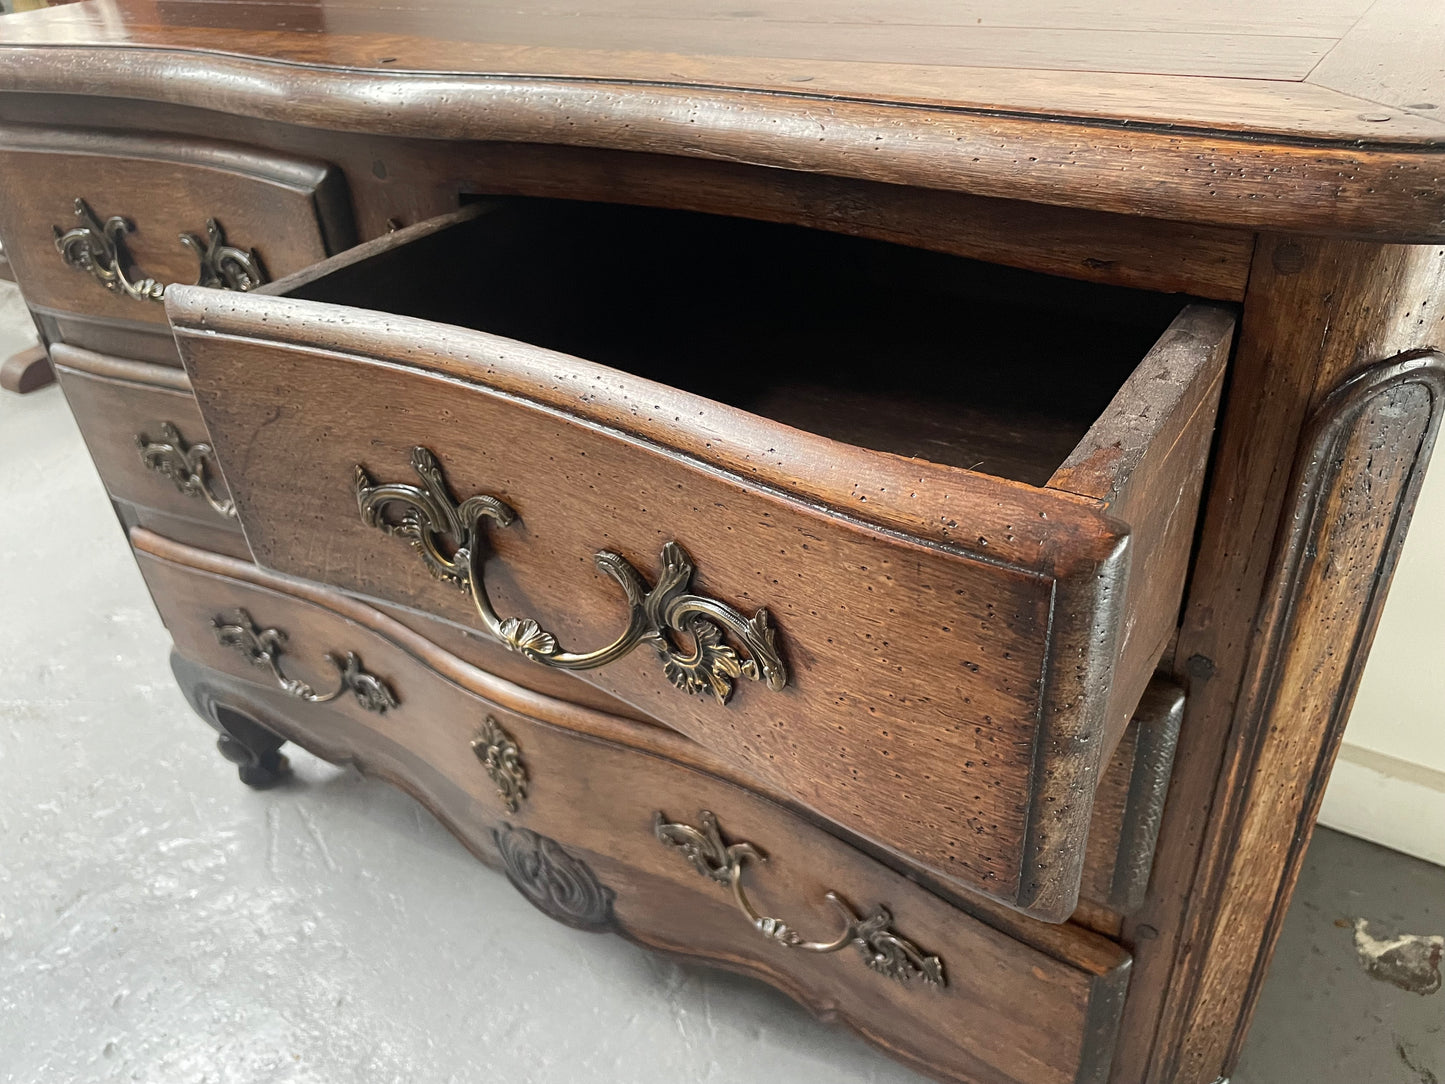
[1,283,1441,1083]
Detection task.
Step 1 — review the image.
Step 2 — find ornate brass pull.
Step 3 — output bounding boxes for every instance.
[179,218,268,292]
[211,608,399,714]
[654,811,946,989]
[136,421,237,518]
[354,447,787,705]
[53,198,266,303]
[472,715,528,813]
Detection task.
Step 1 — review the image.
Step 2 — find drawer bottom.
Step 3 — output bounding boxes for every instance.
[134,527,1131,1084]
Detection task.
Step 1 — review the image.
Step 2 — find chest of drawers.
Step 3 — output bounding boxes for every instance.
[2,4,1442,1082]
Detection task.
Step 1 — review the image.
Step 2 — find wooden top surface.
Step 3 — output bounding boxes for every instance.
[2,0,1443,239]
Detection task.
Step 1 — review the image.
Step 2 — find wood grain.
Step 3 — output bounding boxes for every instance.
[372,598,672,728]
[1,5,1444,239]
[40,335,1187,822]
[169,259,1222,917]
[0,124,352,326]
[1,0,1439,142]
[174,316,1084,917]
[174,0,1359,37]
[137,527,1132,1084]
[1113,238,1445,1084]
[1179,350,1445,1077]
[265,198,1210,482]
[137,8,1330,81]
[115,501,255,565]
[1310,0,1445,126]
[453,144,1254,302]
[1051,304,1232,756]
[1,6,1436,1077]
[31,304,186,367]
[50,342,190,391]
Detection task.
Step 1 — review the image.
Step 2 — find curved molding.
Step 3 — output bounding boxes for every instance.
[166,288,1127,577]
[1173,349,1445,1076]
[132,525,1131,966]
[1249,351,1445,724]
[163,647,1127,1084]
[2,47,1443,240]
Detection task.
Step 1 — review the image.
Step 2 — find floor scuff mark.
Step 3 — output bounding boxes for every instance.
[1397,1038,1440,1084]
[1351,918,1443,995]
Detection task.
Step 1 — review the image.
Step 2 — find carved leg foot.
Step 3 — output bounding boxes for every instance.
[0,344,53,394]
[171,650,291,788]
[213,705,290,787]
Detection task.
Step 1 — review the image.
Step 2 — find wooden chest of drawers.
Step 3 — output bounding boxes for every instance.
[3,4,1443,1082]
[165,200,1228,920]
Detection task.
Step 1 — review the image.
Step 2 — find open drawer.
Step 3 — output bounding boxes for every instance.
[168,199,1232,920]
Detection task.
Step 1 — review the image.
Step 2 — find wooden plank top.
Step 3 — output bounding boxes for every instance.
[1,0,1443,239]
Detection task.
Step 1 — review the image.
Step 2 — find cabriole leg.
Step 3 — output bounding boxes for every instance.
[170,650,290,787]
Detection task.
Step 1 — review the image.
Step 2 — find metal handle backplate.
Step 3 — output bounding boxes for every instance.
[654,810,946,989]
[212,608,398,714]
[136,421,236,518]
[355,446,787,705]
[54,198,266,302]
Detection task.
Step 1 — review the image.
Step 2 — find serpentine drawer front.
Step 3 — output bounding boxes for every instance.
[170,200,1233,920]
[48,344,238,521]
[132,527,1133,1084]
[0,125,352,359]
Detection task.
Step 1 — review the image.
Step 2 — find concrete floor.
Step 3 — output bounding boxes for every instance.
[1,283,1441,1083]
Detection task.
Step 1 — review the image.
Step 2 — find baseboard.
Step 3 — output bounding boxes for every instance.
[1318,742,1445,867]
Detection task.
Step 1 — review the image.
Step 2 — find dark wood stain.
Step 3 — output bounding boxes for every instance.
[169,205,1228,919]
[144,528,1131,1084]
[0,17,1440,1082]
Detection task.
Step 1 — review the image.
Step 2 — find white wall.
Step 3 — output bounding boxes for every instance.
[1319,453,1445,867]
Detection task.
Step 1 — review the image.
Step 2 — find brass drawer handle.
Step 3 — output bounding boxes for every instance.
[53,198,266,303]
[211,608,399,714]
[136,421,237,518]
[355,446,788,705]
[654,810,946,989]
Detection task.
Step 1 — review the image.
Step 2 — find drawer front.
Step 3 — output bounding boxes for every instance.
[50,344,244,535]
[134,528,1131,1084]
[50,332,1183,851]
[170,279,1228,920]
[0,125,351,336]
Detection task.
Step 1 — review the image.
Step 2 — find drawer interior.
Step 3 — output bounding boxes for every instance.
[279,199,1188,487]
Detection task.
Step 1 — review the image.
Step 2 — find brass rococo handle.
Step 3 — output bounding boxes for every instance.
[354,446,787,705]
[136,420,237,518]
[53,197,266,303]
[211,608,399,714]
[654,810,946,988]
